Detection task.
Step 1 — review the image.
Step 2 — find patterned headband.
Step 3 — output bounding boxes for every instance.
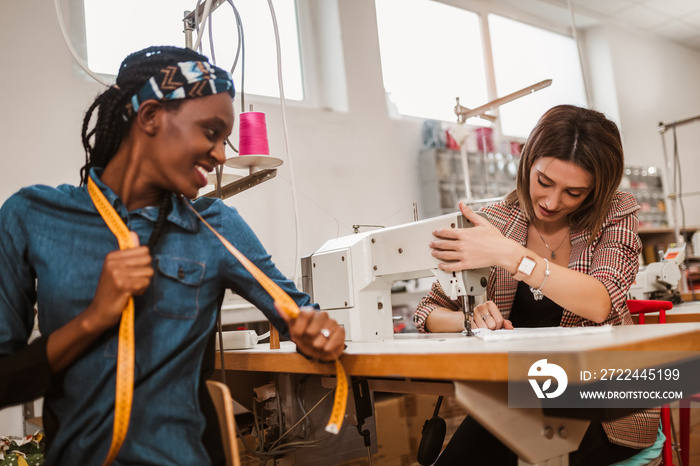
[125,60,235,117]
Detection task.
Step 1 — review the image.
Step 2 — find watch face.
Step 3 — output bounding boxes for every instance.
[518,257,536,276]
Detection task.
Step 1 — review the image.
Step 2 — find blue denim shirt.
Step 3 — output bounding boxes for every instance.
[0,169,311,465]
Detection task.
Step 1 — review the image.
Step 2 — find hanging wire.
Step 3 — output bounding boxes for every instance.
[672,125,686,236]
[566,0,591,104]
[227,0,243,74]
[228,0,246,113]
[53,0,110,87]
[671,124,697,300]
[199,1,238,153]
[235,389,336,458]
[267,0,303,286]
[193,0,214,52]
[208,8,216,65]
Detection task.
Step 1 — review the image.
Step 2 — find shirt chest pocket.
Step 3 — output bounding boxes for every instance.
[153,257,206,319]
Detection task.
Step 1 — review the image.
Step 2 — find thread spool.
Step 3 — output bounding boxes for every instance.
[240,112,270,155]
[226,111,283,171]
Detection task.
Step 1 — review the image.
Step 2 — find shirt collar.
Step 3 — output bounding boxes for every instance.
[88,168,199,233]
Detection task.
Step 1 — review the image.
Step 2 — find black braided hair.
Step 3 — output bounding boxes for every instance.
[146,193,172,254]
[81,46,210,252]
[79,45,210,186]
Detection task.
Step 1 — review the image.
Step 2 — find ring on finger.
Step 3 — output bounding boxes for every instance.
[320,328,330,338]
[482,312,491,321]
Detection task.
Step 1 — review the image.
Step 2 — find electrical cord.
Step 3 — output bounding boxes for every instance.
[237,388,336,458]
[566,0,590,104]
[228,0,246,113]
[208,10,216,65]
[267,0,303,287]
[268,389,334,450]
[672,125,686,237]
[227,0,243,77]
[671,125,697,300]
[193,0,214,52]
[294,375,312,440]
[202,3,240,153]
[53,0,110,87]
[216,311,227,386]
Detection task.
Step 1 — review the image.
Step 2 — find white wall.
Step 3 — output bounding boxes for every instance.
[0,406,24,437]
[604,25,700,228]
[2,0,700,434]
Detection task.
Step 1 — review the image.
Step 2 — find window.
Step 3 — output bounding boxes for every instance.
[374,1,588,136]
[375,0,489,123]
[489,14,587,138]
[83,0,303,100]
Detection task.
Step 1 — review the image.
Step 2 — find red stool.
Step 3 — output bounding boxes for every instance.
[679,394,700,466]
[627,300,675,465]
[627,299,671,324]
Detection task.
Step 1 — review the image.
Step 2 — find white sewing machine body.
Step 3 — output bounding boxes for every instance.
[628,245,685,300]
[302,212,489,341]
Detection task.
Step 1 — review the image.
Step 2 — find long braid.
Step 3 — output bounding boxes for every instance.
[146,194,173,253]
[80,88,129,185]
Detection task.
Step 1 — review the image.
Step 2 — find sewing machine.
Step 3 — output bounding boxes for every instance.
[628,245,685,301]
[301,212,490,341]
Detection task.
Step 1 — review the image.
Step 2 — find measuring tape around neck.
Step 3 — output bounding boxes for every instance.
[183,200,348,435]
[87,177,136,465]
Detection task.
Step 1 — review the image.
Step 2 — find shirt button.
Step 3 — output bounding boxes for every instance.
[178,267,185,280]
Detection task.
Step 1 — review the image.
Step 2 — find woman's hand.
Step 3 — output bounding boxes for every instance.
[84,232,154,333]
[430,202,518,272]
[47,233,153,372]
[470,301,513,330]
[276,304,345,362]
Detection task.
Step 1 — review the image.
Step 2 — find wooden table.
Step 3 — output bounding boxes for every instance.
[218,323,700,380]
[216,323,700,465]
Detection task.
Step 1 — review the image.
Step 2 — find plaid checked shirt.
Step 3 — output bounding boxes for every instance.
[413,191,660,449]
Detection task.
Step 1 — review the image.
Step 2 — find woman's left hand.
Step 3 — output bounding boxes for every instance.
[276,304,345,362]
[430,202,516,272]
[471,301,513,330]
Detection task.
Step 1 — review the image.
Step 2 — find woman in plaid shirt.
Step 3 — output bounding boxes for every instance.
[414,105,659,465]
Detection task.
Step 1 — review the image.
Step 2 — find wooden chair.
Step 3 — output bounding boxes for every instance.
[206,380,242,466]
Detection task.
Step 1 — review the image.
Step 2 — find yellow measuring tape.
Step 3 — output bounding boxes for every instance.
[87,177,135,465]
[184,201,348,435]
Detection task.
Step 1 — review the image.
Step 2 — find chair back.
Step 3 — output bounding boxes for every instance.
[627,299,673,324]
[206,380,242,466]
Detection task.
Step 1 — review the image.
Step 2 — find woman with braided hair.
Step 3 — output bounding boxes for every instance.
[0,45,344,464]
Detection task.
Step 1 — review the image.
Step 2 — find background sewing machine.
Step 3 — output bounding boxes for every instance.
[301,212,489,341]
[627,245,685,302]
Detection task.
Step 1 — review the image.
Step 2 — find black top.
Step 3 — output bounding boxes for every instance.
[0,336,52,409]
[509,281,564,328]
[0,334,225,465]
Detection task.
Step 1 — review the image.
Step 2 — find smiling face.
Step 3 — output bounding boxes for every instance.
[528,157,593,227]
[146,92,234,199]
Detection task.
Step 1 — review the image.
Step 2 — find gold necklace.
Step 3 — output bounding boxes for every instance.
[534,225,569,259]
